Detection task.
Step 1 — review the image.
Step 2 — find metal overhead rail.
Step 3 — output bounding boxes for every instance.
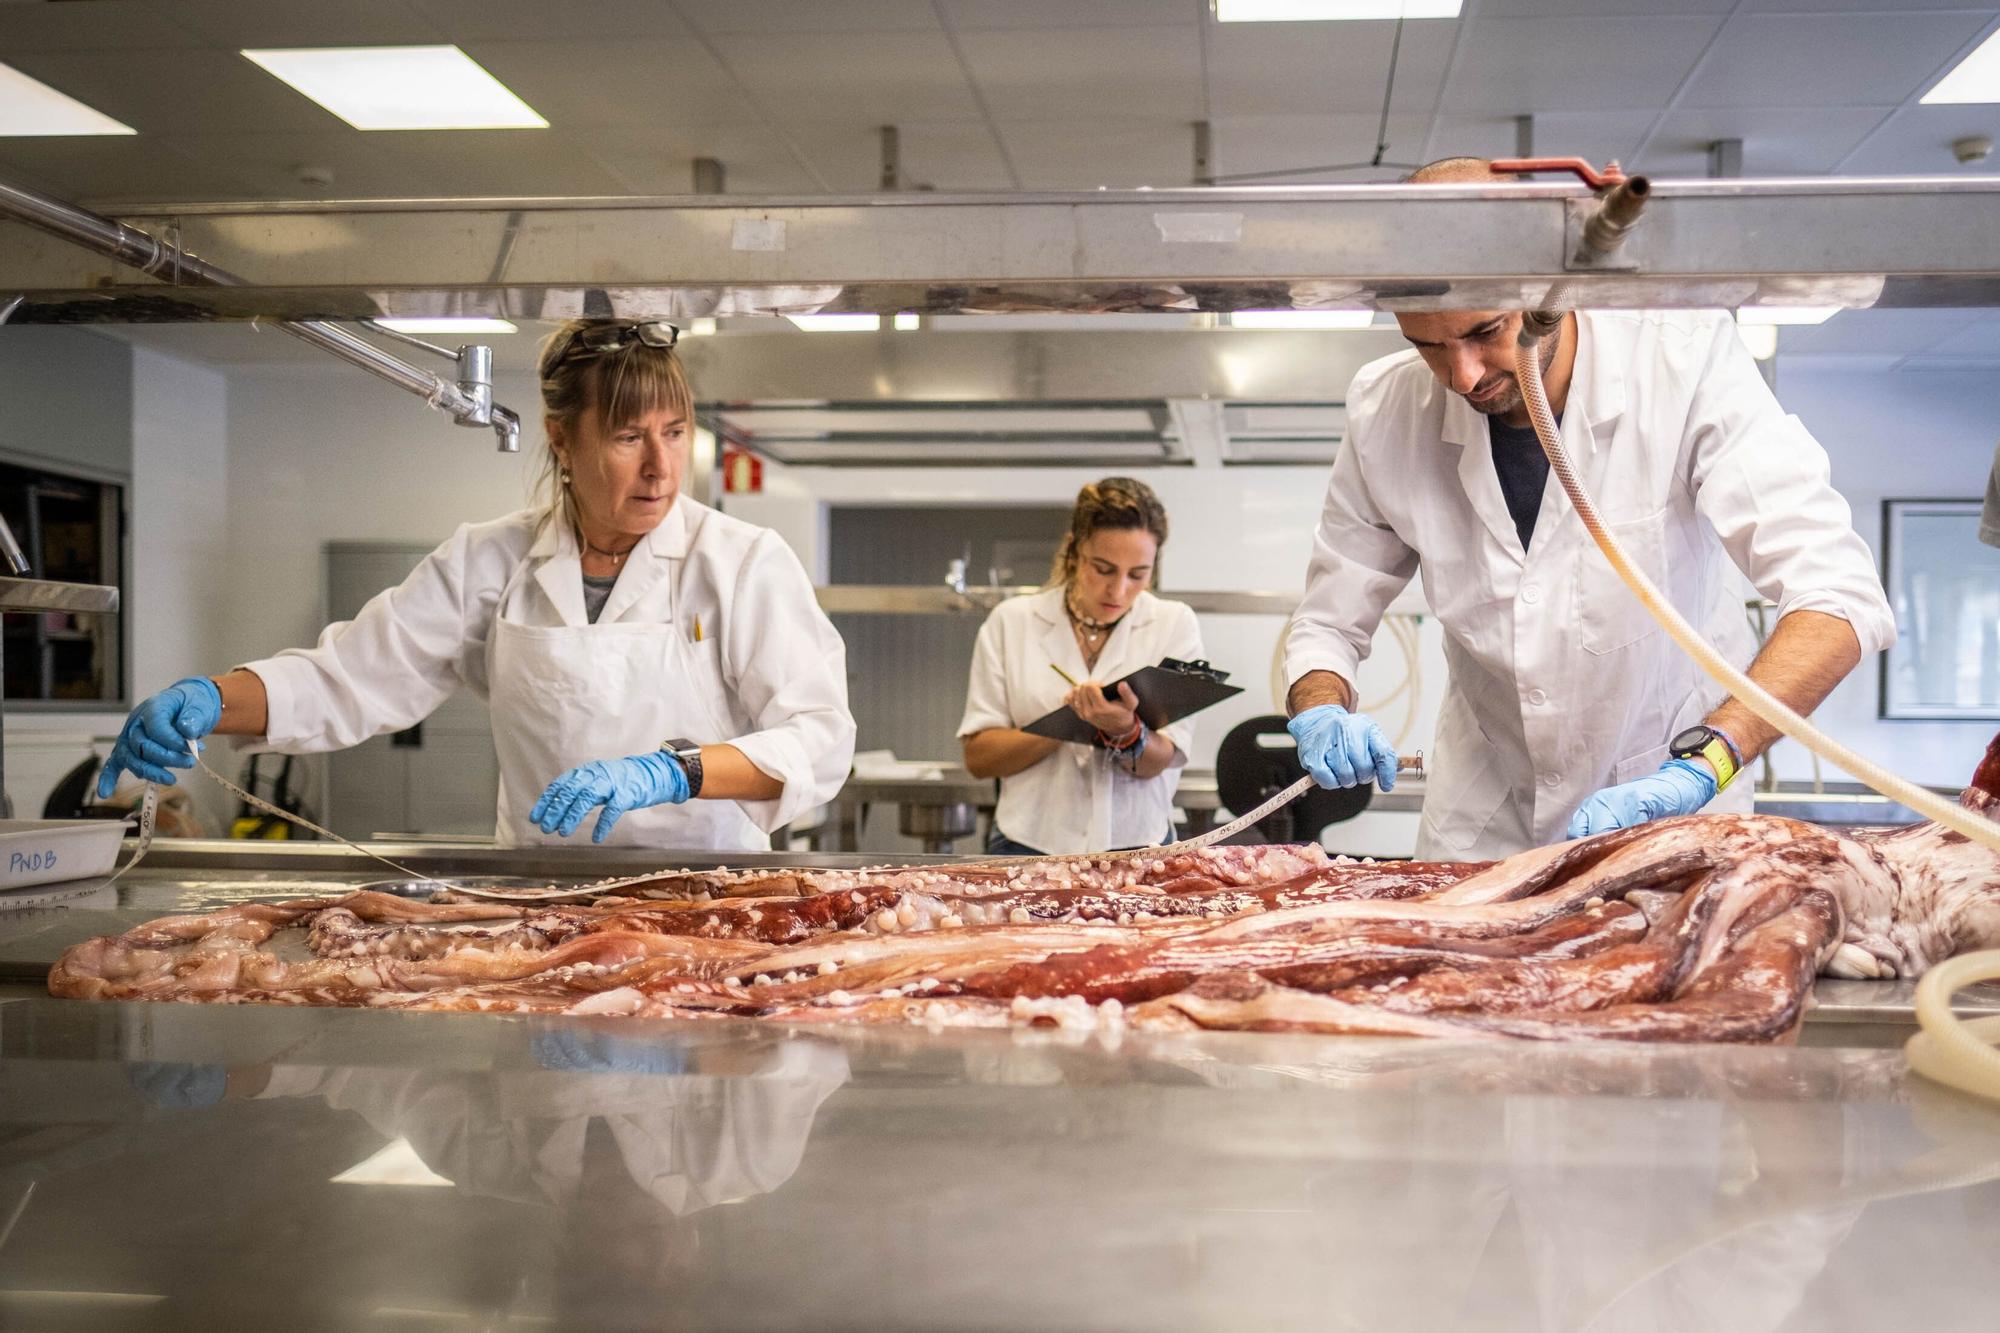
[0,175,521,451]
[1,176,1998,325]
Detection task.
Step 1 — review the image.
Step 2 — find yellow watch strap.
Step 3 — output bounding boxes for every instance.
[1699,736,1738,791]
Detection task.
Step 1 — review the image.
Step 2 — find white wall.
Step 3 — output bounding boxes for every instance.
[4,345,232,826]
[218,368,542,668]
[1776,358,2000,788]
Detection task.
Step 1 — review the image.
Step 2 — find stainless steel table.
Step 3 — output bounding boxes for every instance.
[3,990,1999,1330]
[2,848,1999,1328]
[830,768,1225,853]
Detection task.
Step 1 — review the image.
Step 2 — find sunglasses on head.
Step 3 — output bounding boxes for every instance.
[554,320,681,361]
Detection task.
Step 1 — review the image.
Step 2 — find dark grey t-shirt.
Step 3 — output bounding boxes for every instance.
[1487,414,1557,552]
[582,572,618,624]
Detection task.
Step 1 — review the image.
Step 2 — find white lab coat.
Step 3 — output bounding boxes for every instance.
[1285,310,1894,860]
[257,1038,851,1216]
[249,497,856,849]
[958,587,1201,854]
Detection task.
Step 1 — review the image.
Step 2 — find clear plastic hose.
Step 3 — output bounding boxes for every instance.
[1512,331,2000,856]
[1904,950,2000,1101]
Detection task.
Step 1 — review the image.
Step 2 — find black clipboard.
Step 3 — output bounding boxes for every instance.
[1024,658,1242,744]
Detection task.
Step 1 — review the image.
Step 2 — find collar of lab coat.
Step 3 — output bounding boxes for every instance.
[1440,312,1626,560]
[528,495,697,627]
[1029,585,1160,689]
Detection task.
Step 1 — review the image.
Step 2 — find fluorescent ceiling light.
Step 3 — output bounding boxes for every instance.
[1214,1,1462,21]
[687,317,718,336]
[787,314,882,333]
[375,317,517,335]
[1229,310,1377,330]
[242,46,547,131]
[1735,306,1839,326]
[893,312,922,332]
[1735,323,1778,361]
[1923,28,2000,104]
[331,1137,454,1188]
[0,61,135,136]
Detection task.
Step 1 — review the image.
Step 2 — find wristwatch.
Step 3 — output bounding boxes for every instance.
[1669,724,1741,791]
[662,738,704,799]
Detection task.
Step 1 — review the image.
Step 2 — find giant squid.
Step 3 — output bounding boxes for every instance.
[48,735,2000,1043]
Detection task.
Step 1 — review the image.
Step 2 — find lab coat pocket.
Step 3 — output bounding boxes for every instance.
[1612,743,1667,786]
[1422,750,1508,854]
[679,636,735,742]
[1580,508,1668,656]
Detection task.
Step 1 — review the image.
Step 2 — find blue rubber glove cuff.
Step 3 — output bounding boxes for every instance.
[97,676,225,798]
[1565,758,1718,840]
[529,749,694,844]
[1286,703,1398,792]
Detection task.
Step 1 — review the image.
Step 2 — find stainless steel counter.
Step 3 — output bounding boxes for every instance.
[831,768,1228,852]
[3,992,2000,1330]
[2,849,1999,1327]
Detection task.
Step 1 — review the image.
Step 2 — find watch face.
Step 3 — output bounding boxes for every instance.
[1670,726,1710,754]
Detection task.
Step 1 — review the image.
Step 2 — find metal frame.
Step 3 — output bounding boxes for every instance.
[1878,497,2000,722]
[3,177,1999,324]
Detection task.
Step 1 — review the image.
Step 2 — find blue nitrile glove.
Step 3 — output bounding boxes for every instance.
[530,749,692,844]
[532,1028,689,1075]
[97,676,224,797]
[1287,704,1398,792]
[1566,758,1718,840]
[127,1061,229,1110]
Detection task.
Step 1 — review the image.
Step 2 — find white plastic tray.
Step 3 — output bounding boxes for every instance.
[0,819,127,891]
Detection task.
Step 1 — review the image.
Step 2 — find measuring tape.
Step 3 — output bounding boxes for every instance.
[101,741,437,887]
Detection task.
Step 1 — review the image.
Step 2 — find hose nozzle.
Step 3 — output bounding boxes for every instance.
[1576,174,1651,266]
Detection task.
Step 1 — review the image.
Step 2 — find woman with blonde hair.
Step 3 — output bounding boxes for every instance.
[99,319,855,850]
[959,478,1204,855]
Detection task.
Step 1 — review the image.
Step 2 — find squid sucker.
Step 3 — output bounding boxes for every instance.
[48,736,2000,1043]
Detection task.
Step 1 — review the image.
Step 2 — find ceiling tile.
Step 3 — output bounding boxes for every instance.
[5,47,342,134]
[1740,1,1999,12]
[940,0,1196,27]
[0,1,208,50]
[1680,12,1994,108]
[953,26,1204,120]
[1639,105,1893,175]
[1915,313,2000,357]
[1836,103,2000,175]
[1210,113,1434,181]
[170,0,446,48]
[1477,0,1735,12]
[783,120,1017,191]
[465,39,752,129]
[674,0,940,34]
[1205,18,1456,117]
[996,119,1198,189]
[156,128,630,200]
[709,30,985,123]
[575,123,823,195]
[1777,308,1987,355]
[1427,110,1661,168]
[0,137,258,204]
[1444,16,1725,112]
[408,0,694,40]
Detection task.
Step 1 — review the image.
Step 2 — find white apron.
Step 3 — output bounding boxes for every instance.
[485,513,766,852]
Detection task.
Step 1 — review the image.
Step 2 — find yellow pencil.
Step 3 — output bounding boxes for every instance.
[1049,662,1078,686]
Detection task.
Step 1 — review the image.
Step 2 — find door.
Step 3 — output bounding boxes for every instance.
[322,543,499,839]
